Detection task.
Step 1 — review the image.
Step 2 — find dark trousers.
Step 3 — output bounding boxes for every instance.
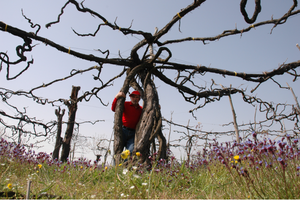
[122,126,135,153]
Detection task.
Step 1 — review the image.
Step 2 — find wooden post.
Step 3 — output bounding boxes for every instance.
[287,82,300,115]
[167,111,173,150]
[60,86,80,162]
[254,105,257,132]
[228,90,240,143]
[52,107,65,160]
[220,84,240,143]
[186,120,191,167]
[26,180,31,199]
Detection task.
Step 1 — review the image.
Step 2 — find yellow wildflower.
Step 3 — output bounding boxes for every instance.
[80,166,83,169]
[125,150,130,156]
[121,150,130,160]
[7,183,12,190]
[121,153,128,160]
[38,164,42,169]
[234,155,240,160]
[136,152,141,157]
[119,164,122,166]
[105,166,108,170]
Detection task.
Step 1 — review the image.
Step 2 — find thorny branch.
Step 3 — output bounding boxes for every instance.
[160,9,300,45]
[164,108,299,155]
[46,0,153,41]
[0,0,299,144]
[21,9,41,35]
[271,0,298,33]
[0,93,57,141]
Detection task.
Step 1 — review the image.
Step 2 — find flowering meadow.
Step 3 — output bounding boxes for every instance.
[0,133,300,199]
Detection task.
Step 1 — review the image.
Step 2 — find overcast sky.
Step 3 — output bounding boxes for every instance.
[1,0,299,160]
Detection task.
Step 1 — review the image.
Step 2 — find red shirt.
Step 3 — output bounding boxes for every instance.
[111,98,142,130]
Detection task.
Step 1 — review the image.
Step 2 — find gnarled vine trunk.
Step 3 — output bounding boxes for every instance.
[113,63,167,165]
[134,70,166,164]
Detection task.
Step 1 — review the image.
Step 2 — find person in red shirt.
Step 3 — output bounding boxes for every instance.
[111,90,142,154]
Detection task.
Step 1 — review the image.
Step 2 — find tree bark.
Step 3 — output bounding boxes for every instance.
[113,63,149,165]
[60,86,80,162]
[52,107,65,160]
[134,70,167,164]
[113,62,167,165]
[156,128,167,160]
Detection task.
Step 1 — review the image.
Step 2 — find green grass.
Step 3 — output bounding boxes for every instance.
[1,136,300,199]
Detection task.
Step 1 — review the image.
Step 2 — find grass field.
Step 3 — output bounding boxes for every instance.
[1,133,300,199]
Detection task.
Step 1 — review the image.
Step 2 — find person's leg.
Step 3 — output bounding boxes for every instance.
[122,127,129,151]
[124,129,135,154]
[126,136,134,153]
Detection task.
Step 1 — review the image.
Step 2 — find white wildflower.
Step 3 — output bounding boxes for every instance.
[130,186,135,190]
[78,182,85,187]
[133,174,141,179]
[142,182,148,186]
[122,169,129,175]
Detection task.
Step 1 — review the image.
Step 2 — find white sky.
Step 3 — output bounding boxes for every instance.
[1,0,299,161]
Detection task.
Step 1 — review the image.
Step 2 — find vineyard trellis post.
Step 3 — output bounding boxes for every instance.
[287,82,300,115]
[228,91,240,143]
[220,84,240,143]
[52,107,65,160]
[60,86,81,162]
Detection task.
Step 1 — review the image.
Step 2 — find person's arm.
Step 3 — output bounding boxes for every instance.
[111,98,117,112]
[111,92,126,112]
